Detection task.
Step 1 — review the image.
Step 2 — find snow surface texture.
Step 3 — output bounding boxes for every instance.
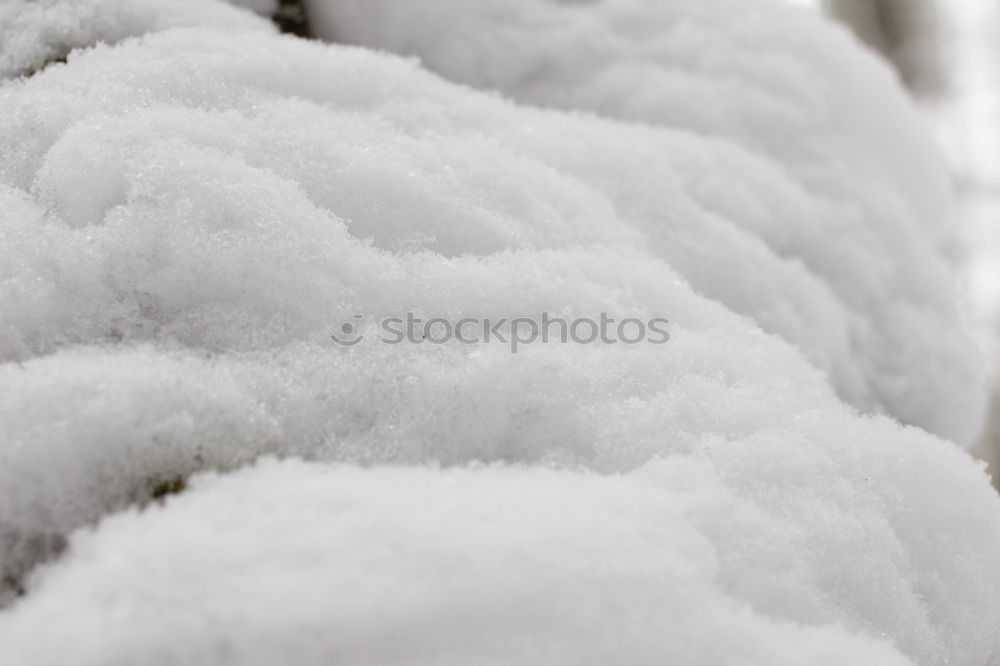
[0,0,276,80]
[1,1,999,665]
[307,0,985,447]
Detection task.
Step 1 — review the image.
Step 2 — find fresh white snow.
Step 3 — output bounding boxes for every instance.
[307,0,986,446]
[0,1,997,665]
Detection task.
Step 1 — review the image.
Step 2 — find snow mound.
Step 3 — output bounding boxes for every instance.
[0,0,275,80]
[307,0,984,446]
[0,1,998,664]
[5,454,1000,666]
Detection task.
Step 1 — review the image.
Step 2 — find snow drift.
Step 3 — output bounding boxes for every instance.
[307,0,984,446]
[0,0,275,79]
[0,1,998,665]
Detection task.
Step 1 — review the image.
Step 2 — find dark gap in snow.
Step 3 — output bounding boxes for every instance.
[148,475,189,503]
[1,531,67,608]
[15,49,70,80]
[0,474,189,609]
[272,0,313,38]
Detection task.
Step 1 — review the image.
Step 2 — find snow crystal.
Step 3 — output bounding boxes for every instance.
[0,0,998,664]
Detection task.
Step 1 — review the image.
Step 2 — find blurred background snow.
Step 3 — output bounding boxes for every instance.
[792,0,1000,465]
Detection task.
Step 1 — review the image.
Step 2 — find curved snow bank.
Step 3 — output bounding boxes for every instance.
[0,1,998,664]
[307,0,984,446]
[0,0,274,80]
[4,454,1000,666]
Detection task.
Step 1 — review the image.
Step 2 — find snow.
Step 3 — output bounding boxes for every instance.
[306,0,985,448]
[0,0,998,664]
[0,0,275,80]
[6,455,997,666]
